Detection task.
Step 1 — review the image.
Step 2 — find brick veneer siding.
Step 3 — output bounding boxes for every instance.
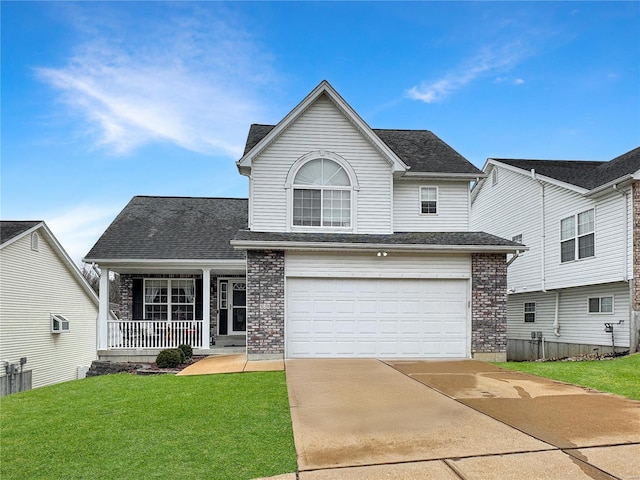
[246,250,285,360]
[471,253,508,361]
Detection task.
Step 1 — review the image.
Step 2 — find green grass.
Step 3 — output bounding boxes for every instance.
[495,353,640,400]
[0,372,297,480]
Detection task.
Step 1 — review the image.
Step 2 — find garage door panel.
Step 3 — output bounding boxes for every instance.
[287,278,468,358]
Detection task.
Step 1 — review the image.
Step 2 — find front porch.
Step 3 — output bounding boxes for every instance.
[96,264,247,362]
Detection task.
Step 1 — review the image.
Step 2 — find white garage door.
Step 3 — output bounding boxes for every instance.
[286,278,469,358]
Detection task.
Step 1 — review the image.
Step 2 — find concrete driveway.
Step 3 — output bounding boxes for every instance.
[285,358,640,479]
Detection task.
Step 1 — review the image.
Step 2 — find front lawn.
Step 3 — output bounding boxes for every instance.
[496,353,640,400]
[0,372,297,480]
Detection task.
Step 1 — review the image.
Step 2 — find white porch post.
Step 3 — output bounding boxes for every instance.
[98,267,110,350]
[202,268,211,349]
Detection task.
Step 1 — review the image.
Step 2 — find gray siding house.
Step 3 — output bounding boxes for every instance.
[85,81,521,362]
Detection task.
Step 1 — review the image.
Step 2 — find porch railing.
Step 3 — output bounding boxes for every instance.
[106,320,204,349]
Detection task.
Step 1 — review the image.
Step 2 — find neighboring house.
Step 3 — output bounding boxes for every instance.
[471,147,640,360]
[85,81,520,362]
[0,221,99,394]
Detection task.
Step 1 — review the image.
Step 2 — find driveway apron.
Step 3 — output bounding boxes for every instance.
[286,358,640,480]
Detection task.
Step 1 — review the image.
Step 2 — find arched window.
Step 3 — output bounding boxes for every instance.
[292,158,352,227]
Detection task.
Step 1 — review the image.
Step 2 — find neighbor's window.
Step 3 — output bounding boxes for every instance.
[51,314,70,333]
[292,158,351,227]
[420,186,438,214]
[144,279,195,321]
[560,209,595,263]
[524,302,536,323]
[588,296,613,314]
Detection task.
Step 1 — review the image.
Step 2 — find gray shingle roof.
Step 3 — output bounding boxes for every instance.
[1,221,41,245]
[243,124,483,175]
[233,229,521,248]
[84,197,247,261]
[495,146,640,190]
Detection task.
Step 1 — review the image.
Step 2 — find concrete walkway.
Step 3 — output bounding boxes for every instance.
[286,358,640,480]
[176,354,284,375]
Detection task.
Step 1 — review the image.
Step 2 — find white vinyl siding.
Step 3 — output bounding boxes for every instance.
[472,165,631,292]
[249,94,392,233]
[0,231,98,390]
[394,180,470,232]
[471,166,542,291]
[506,282,629,348]
[285,252,471,279]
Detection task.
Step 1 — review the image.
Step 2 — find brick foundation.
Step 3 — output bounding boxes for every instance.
[471,253,507,361]
[246,250,285,360]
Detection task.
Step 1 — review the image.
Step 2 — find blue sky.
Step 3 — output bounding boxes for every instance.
[2,1,639,264]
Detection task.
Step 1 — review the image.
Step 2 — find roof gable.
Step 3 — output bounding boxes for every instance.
[488,146,640,191]
[84,196,248,261]
[237,81,409,175]
[0,221,42,247]
[1,221,99,304]
[243,126,482,176]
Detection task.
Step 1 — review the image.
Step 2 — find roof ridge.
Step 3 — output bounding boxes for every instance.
[133,195,248,201]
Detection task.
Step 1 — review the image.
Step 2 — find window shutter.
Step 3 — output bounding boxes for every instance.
[195,278,203,320]
[132,279,143,320]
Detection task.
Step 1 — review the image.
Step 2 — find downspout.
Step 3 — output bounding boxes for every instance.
[531,170,546,292]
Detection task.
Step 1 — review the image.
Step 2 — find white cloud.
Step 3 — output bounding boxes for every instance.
[46,204,122,267]
[36,5,276,158]
[513,78,525,85]
[407,42,529,103]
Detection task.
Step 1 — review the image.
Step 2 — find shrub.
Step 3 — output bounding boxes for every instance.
[178,344,193,360]
[175,347,186,364]
[156,349,182,369]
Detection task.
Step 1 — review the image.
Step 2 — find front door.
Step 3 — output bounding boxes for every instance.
[218,279,246,335]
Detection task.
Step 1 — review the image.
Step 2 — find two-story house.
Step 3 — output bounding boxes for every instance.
[85,81,520,362]
[471,147,640,360]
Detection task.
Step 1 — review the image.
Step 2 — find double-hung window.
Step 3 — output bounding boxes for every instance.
[144,279,195,321]
[560,209,595,263]
[420,187,437,214]
[292,158,351,227]
[524,302,536,323]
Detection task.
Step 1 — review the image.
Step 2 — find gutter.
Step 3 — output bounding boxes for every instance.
[230,239,525,254]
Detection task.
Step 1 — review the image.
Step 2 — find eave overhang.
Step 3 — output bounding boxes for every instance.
[230,239,525,255]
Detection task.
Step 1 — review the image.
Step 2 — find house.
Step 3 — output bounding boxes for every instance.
[0,221,99,394]
[470,147,640,360]
[85,81,521,362]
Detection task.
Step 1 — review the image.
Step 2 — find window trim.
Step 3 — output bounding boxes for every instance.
[560,208,595,263]
[524,302,536,323]
[286,151,358,232]
[51,314,70,333]
[588,296,614,315]
[143,278,196,322]
[419,186,438,215]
